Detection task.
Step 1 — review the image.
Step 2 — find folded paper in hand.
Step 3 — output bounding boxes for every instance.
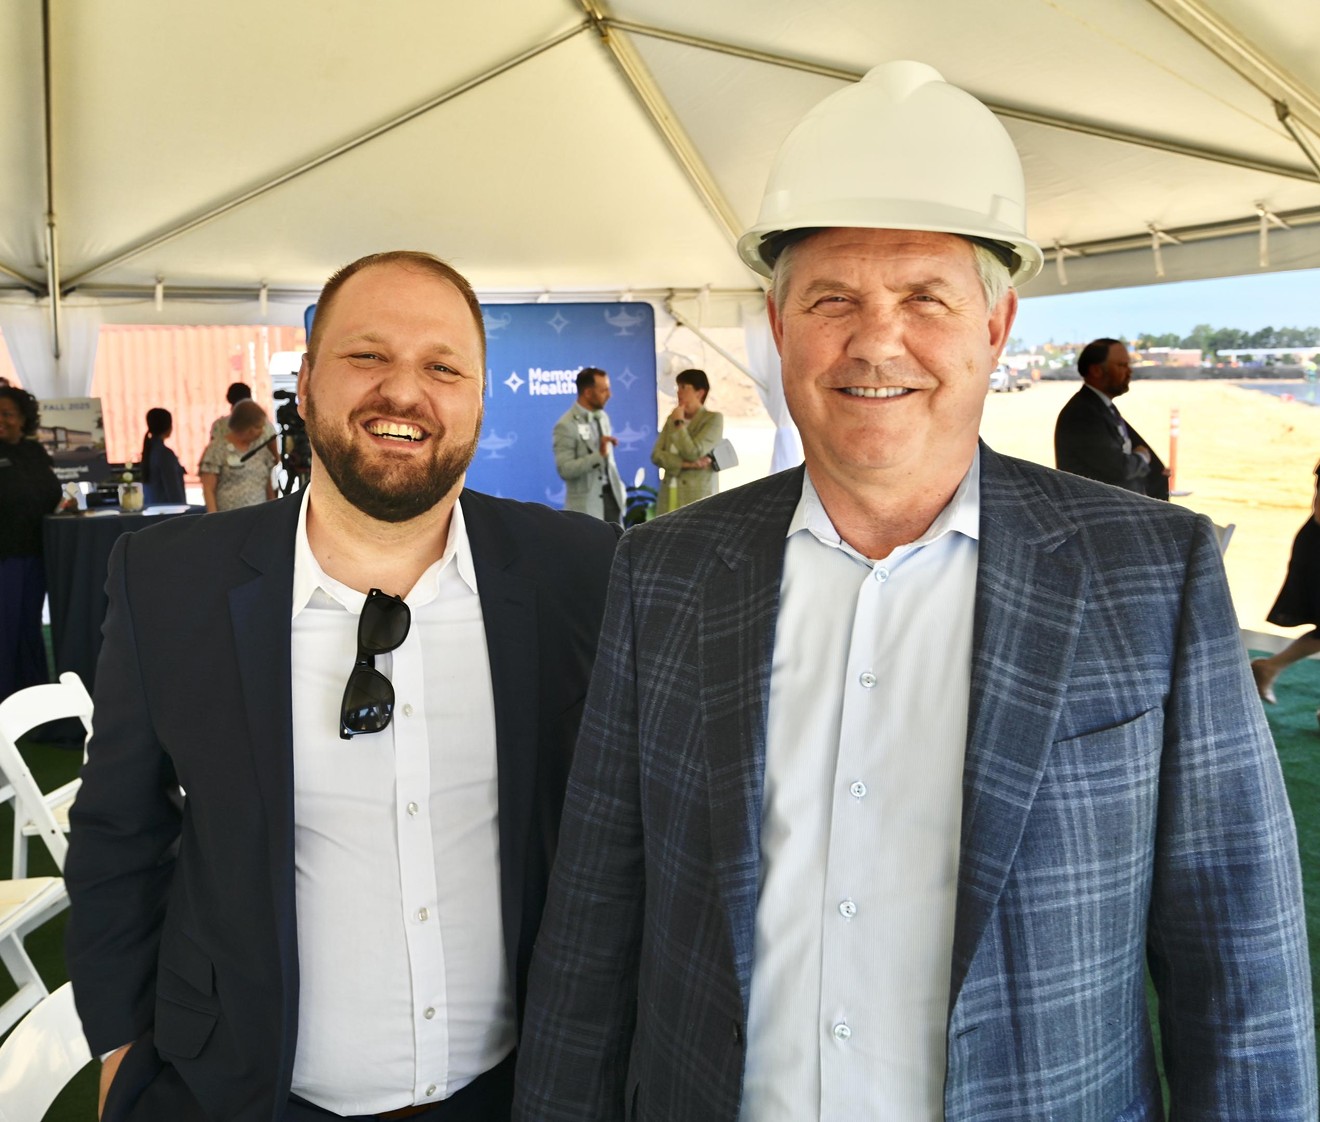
[709,438,738,472]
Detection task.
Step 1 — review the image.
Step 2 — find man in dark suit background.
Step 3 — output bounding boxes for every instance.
[1054,337,1170,499]
[514,62,1314,1121]
[65,250,617,1122]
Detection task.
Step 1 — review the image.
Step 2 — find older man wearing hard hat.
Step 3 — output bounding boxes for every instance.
[513,62,1316,1121]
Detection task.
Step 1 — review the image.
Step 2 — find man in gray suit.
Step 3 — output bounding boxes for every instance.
[514,61,1315,1120]
[552,367,626,522]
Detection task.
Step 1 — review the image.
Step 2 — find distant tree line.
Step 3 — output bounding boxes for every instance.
[1137,324,1320,351]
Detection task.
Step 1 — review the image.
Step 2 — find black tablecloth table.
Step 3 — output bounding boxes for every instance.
[43,510,198,693]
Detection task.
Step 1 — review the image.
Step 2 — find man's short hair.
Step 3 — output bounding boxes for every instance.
[675,368,710,399]
[307,250,486,368]
[577,367,607,394]
[1078,338,1123,379]
[770,232,1011,314]
[226,382,253,406]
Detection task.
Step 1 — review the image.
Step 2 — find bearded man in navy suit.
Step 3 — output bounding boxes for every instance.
[66,250,617,1122]
[513,62,1315,1121]
[1054,337,1171,500]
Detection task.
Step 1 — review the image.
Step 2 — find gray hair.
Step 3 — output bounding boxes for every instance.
[769,234,1012,315]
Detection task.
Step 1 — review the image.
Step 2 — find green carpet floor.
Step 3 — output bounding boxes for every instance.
[1,650,1317,1118]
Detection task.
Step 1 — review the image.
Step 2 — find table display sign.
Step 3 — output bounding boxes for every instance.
[37,397,110,483]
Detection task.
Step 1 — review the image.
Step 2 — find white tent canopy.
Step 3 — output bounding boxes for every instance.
[3,0,1319,360]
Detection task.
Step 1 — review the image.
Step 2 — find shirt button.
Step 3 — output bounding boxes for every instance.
[407,801,419,816]
[858,670,877,689]
[402,702,414,717]
[838,899,857,919]
[425,1084,437,1097]
[873,567,889,583]
[832,1022,852,1042]
[417,907,430,922]
[424,1007,436,1020]
[850,781,867,799]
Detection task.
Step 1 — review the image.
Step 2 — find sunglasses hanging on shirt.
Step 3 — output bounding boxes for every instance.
[339,588,411,740]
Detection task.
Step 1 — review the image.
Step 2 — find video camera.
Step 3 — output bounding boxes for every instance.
[272,389,311,495]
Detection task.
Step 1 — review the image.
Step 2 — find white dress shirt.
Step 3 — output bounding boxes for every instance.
[1084,383,1145,461]
[740,457,980,1121]
[288,489,513,1114]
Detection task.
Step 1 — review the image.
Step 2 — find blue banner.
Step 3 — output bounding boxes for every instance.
[302,299,659,508]
[470,302,658,506]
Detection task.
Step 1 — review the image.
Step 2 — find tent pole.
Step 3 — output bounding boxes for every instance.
[41,0,60,357]
[1146,0,1320,140]
[608,17,1317,183]
[665,297,760,385]
[1275,102,1320,183]
[60,22,590,293]
[0,262,44,295]
[44,223,61,361]
[578,2,744,247]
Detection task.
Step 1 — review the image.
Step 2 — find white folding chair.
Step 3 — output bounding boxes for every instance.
[0,983,92,1122]
[0,877,68,1039]
[0,672,94,877]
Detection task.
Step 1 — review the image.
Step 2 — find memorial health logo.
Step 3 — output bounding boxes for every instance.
[479,431,518,459]
[605,308,644,336]
[503,372,524,393]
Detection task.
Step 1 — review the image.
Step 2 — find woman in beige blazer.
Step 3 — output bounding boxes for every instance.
[651,368,724,515]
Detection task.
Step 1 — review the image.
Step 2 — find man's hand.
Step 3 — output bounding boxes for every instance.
[599,435,618,457]
[99,1044,132,1118]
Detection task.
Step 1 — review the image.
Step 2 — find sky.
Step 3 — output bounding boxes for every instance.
[1014,267,1320,349]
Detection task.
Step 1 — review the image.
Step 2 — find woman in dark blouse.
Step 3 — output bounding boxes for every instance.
[1252,459,1320,712]
[140,407,187,506]
[0,384,62,700]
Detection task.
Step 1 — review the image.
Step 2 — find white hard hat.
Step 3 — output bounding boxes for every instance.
[737,60,1043,286]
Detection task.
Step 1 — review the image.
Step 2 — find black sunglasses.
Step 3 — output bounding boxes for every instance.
[339,588,411,740]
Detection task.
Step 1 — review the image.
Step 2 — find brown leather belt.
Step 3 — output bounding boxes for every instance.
[377,1105,435,1120]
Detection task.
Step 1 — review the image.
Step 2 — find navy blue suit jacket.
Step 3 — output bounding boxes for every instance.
[65,488,617,1122]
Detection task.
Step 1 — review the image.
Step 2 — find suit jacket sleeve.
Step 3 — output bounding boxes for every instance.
[554,413,604,482]
[1150,517,1316,1112]
[515,533,645,1120]
[64,533,183,1055]
[650,420,683,473]
[1054,392,1151,490]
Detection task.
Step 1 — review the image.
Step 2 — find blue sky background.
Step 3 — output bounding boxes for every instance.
[1015,267,1320,348]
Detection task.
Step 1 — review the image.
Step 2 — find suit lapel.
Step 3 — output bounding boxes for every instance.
[950,448,1087,1006]
[699,468,803,1008]
[460,490,540,989]
[228,493,302,1037]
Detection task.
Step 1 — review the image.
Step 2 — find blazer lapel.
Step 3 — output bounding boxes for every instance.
[228,494,302,1033]
[460,490,540,990]
[949,447,1087,1006]
[699,467,803,1008]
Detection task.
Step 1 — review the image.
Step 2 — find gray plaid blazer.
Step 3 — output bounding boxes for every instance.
[515,445,1316,1121]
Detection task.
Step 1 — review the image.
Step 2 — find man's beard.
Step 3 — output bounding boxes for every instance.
[304,395,481,523]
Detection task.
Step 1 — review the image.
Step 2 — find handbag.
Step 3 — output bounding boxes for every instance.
[708,438,738,472]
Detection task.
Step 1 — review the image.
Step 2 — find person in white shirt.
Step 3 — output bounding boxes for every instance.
[65,250,618,1122]
[513,62,1315,1121]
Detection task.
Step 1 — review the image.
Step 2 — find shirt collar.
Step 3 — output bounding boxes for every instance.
[1083,383,1115,408]
[292,483,478,619]
[787,450,981,562]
